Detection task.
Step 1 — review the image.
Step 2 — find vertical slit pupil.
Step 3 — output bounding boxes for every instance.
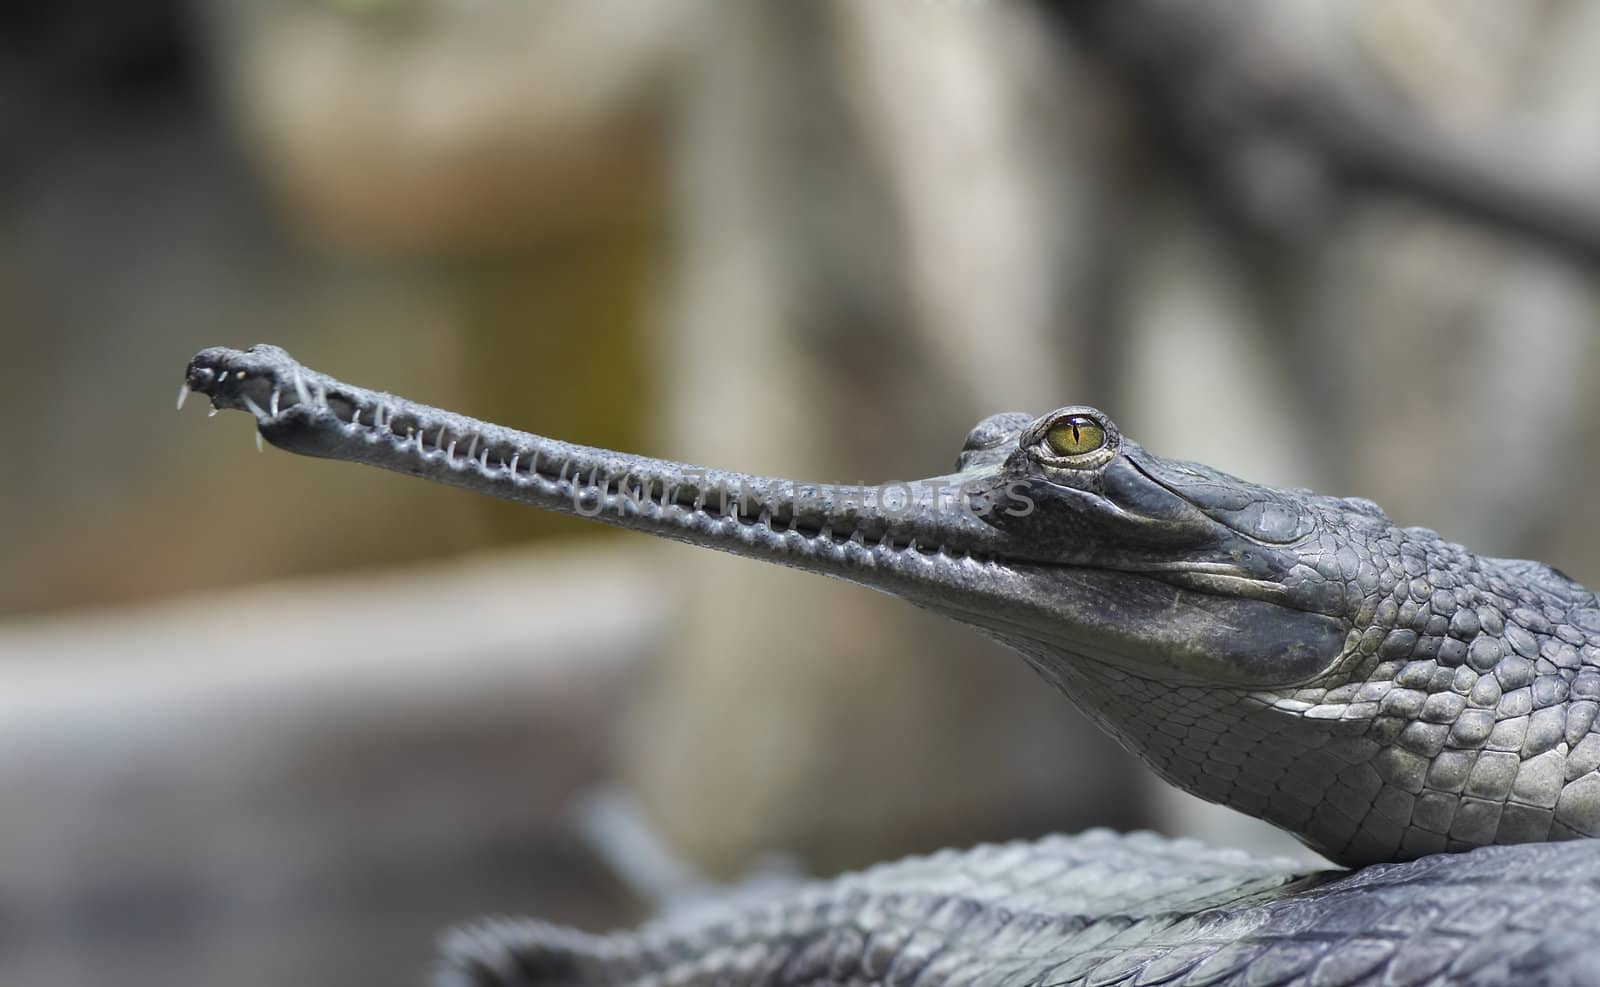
[1046,415,1105,457]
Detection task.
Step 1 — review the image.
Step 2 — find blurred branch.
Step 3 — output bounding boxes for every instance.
[1052,0,1600,264]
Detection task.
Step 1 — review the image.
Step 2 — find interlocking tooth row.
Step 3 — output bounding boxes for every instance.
[216,359,990,568]
[337,396,911,551]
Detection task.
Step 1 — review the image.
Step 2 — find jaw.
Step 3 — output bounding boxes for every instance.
[185,344,1347,689]
[973,564,1350,688]
[185,345,1039,607]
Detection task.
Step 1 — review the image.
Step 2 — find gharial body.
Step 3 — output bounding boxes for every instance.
[187,344,1600,987]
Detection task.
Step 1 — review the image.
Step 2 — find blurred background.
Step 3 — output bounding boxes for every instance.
[4,0,1600,983]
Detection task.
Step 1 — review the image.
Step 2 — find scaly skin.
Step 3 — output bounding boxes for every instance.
[435,832,1600,987]
[183,344,1600,983]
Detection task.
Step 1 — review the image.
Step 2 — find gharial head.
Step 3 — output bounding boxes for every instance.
[930,405,1363,688]
[185,344,1600,866]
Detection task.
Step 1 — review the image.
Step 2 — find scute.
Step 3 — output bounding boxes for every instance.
[1486,557,1597,606]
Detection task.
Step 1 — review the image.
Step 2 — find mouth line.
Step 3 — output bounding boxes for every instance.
[1118,563,1294,605]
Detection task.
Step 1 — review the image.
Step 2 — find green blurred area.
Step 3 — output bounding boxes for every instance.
[456,235,659,546]
[0,3,667,614]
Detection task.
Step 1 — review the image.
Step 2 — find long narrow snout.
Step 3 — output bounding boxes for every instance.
[185,344,1032,604]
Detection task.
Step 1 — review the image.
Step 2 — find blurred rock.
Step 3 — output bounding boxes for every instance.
[0,546,666,987]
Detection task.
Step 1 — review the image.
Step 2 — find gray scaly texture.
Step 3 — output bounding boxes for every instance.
[436,831,1600,986]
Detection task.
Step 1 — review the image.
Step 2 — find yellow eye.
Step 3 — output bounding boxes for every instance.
[1044,415,1106,457]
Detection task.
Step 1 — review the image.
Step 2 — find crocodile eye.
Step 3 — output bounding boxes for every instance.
[1044,415,1106,458]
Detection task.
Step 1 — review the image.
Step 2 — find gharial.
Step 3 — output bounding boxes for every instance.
[185,344,1600,987]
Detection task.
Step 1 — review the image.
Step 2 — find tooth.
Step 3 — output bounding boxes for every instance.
[509,454,520,474]
[255,431,264,453]
[292,368,311,405]
[176,383,190,411]
[207,407,218,418]
[314,382,328,408]
[466,434,479,460]
[241,395,266,420]
[351,408,362,426]
[270,389,281,416]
